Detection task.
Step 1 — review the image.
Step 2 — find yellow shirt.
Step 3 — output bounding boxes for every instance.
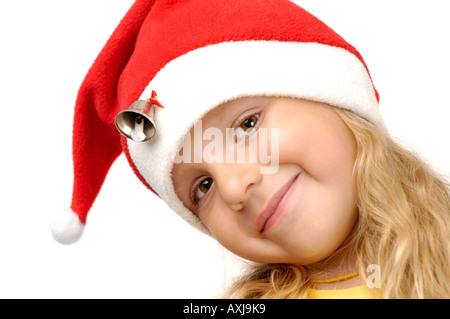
[307,285,377,299]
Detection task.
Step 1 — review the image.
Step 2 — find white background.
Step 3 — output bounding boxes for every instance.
[0,0,448,298]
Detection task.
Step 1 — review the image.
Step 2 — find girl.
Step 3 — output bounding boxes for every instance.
[193,97,449,299]
[52,0,450,298]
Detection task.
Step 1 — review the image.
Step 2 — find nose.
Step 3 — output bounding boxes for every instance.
[211,162,262,211]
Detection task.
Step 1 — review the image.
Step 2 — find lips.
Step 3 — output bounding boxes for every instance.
[257,172,301,233]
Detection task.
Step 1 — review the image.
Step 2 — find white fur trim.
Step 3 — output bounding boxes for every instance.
[127,40,384,233]
[50,208,85,245]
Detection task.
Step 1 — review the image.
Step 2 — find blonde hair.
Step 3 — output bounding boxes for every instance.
[224,107,450,299]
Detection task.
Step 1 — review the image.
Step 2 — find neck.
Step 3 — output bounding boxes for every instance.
[308,246,362,290]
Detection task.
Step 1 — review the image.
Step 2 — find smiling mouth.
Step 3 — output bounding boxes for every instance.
[258,172,301,234]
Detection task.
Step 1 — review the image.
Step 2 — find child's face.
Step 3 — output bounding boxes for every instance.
[172,97,358,265]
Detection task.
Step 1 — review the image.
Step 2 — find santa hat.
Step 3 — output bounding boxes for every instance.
[51,0,383,244]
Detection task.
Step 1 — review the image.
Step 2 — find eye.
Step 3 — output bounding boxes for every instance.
[235,113,260,140]
[191,177,213,205]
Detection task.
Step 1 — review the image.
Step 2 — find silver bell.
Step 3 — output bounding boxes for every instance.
[115,100,157,142]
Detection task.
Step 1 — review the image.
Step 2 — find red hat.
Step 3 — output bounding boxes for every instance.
[51,0,383,244]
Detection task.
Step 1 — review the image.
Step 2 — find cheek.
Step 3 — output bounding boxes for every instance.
[207,220,252,258]
[276,110,356,186]
[202,209,270,262]
[200,206,240,246]
[266,105,358,261]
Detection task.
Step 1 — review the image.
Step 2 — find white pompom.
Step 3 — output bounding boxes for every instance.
[50,209,85,245]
